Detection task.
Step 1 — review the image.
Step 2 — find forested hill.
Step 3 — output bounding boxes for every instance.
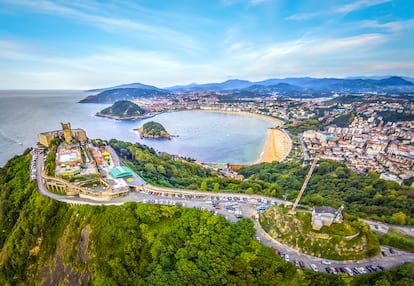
[1,150,413,284]
[79,87,169,103]
[139,121,171,139]
[110,140,414,225]
[0,151,311,285]
[97,100,147,119]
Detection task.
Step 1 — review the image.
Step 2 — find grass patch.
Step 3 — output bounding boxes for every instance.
[260,206,380,260]
[379,230,414,252]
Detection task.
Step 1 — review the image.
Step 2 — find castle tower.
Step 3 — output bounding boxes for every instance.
[61,122,73,143]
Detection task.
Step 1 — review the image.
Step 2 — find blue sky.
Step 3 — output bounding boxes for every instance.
[0,0,413,89]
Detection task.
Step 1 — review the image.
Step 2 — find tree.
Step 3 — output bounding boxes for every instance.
[213,183,219,192]
[391,212,407,225]
[375,278,391,286]
[200,180,208,191]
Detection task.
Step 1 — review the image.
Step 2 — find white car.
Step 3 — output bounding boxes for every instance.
[344,267,355,276]
[285,254,290,262]
[311,264,319,272]
[356,267,367,274]
[322,260,331,265]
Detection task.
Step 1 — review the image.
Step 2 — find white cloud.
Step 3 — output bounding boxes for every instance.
[307,33,387,55]
[1,0,200,51]
[287,0,392,21]
[334,0,391,14]
[0,39,227,88]
[250,0,271,4]
[0,30,404,89]
[221,0,271,6]
[219,32,395,80]
[286,12,321,21]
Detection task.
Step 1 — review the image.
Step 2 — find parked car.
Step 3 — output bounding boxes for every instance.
[256,205,268,211]
[310,264,319,272]
[356,267,367,274]
[344,267,355,276]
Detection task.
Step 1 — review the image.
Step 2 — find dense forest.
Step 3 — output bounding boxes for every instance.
[377,111,414,123]
[331,112,356,127]
[98,100,146,118]
[110,140,414,225]
[0,151,346,285]
[1,151,414,284]
[239,160,414,225]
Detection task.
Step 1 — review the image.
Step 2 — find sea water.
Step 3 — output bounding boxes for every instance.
[0,90,273,166]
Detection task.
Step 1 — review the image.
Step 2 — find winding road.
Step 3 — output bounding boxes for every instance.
[33,150,414,275]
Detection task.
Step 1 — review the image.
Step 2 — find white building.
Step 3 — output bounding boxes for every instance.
[311,206,343,230]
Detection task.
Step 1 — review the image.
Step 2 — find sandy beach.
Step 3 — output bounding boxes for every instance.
[256,128,292,163]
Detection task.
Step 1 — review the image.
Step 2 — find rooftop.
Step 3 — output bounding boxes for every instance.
[109,166,133,178]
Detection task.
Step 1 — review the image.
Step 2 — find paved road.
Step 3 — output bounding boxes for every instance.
[33,150,414,275]
[363,219,414,238]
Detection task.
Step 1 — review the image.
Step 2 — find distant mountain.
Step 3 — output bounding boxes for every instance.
[168,76,414,94]
[244,83,305,94]
[96,100,147,119]
[403,77,414,83]
[79,87,170,103]
[87,82,160,93]
[243,76,414,95]
[377,76,413,86]
[166,79,252,92]
[81,76,414,103]
[347,76,414,83]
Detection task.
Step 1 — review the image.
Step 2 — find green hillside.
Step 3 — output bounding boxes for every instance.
[98,100,146,119]
[109,140,414,225]
[0,152,304,285]
[238,160,414,225]
[1,150,413,285]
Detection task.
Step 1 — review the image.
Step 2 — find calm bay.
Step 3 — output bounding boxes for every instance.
[0,90,273,166]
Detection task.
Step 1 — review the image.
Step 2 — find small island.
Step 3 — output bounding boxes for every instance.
[96,100,150,120]
[137,121,171,139]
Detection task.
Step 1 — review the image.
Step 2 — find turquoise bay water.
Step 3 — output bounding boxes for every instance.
[0,91,273,166]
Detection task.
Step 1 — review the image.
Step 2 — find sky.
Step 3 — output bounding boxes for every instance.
[0,0,413,89]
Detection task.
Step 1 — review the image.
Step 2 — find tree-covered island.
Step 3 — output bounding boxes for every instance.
[96,100,150,120]
[137,121,172,139]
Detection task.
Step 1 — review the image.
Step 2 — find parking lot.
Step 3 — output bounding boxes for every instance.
[134,188,414,276]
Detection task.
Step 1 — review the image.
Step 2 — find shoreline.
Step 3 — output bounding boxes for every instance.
[193,109,284,126]
[96,108,292,165]
[188,109,291,164]
[95,112,158,121]
[255,128,292,164]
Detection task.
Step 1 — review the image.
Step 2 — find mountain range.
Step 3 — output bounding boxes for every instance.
[80,76,414,103]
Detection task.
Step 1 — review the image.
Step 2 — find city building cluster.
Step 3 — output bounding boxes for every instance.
[133,92,413,183]
[302,100,414,183]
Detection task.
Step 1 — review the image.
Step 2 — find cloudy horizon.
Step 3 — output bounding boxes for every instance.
[0,0,413,89]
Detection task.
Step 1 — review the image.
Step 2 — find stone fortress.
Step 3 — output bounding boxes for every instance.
[38,123,135,201]
[38,122,87,147]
